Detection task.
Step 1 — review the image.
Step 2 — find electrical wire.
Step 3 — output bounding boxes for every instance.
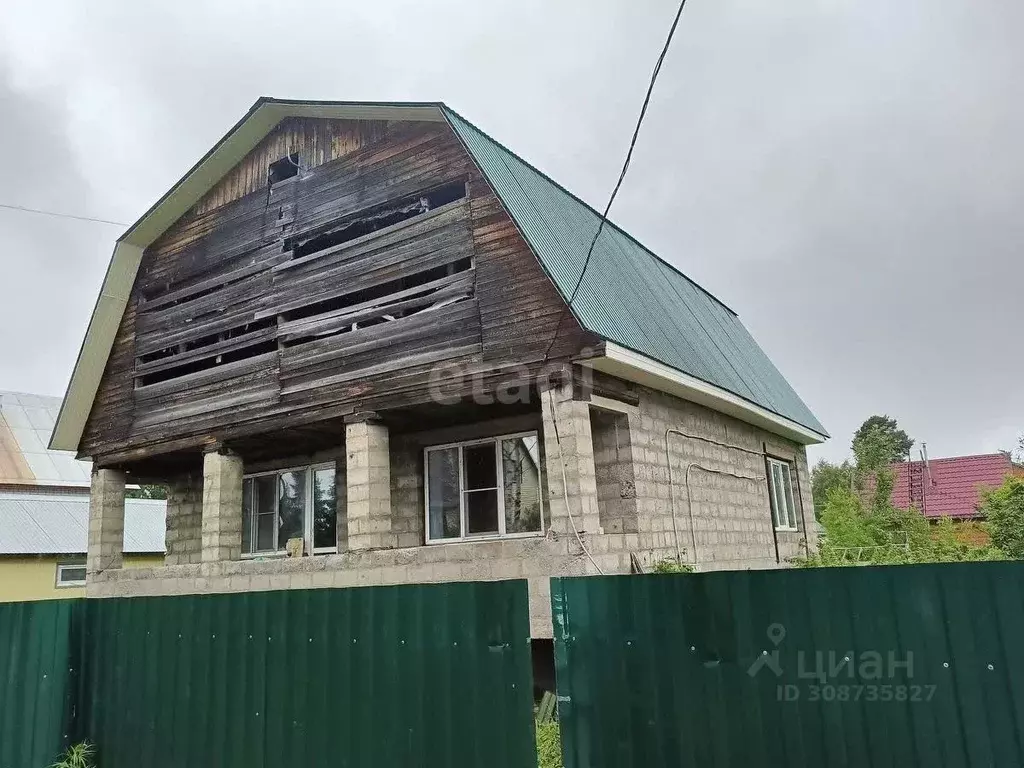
[665,427,771,567]
[542,0,690,361]
[684,464,765,566]
[0,202,127,227]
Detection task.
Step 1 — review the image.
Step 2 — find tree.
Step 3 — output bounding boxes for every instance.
[125,485,167,500]
[796,419,1005,567]
[810,459,853,520]
[981,476,1024,559]
[851,415,913,466]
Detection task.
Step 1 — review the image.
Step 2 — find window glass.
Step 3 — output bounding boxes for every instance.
[242,479,254,554]
[464,443,497,490]
[781,464,796,528]
[466,488,499,534]
[768,460,796,530]
[57,564,87,586]
[427,448,461,540]
[313,467,337,550]
[278,470,307,552]
[502,437,542,533]
[254,475,277,552]
[425,432,544,542]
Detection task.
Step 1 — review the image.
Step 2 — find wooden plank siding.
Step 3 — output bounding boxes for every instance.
[79,118,591,467]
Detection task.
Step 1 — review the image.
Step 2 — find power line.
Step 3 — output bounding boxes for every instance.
[543,0,690,359]
[0,202,128,228]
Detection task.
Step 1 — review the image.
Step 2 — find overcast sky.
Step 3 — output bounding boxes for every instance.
[0,0,1020,464]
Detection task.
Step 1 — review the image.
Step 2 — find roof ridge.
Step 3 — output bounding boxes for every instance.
[440,105,739,318]
[898,452,1010,464]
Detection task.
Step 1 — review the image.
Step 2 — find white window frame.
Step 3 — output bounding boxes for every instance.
[242,462,338,557]
[423,431,544,544]
[55,561,87,588]
[767,457,799,531]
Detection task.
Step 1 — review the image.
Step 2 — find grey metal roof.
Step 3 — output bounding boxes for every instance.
[0,392,91,485]
[0,491,165,555]
[444,108,828,438]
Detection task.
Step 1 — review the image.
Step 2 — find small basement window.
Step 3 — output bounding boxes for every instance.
[767,458,798,531]
[424,432,543,543]
[56,561,87,588]
[268,152,300,185]
[243,464,337,556]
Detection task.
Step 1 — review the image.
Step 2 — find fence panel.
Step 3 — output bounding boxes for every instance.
[74,581,535,768]
[0,599,80,768]
[552,562,1024,768]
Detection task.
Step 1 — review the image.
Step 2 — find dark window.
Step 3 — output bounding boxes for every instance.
[268,153,299,185]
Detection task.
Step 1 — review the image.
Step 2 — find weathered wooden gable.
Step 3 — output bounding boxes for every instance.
[80,117,588,463]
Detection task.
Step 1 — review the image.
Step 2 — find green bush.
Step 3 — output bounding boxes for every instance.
[536,720,564,768]
[652,558,694,574]
[795,485,1005,567]
[981,476,1024,559]
[51,742,95,768]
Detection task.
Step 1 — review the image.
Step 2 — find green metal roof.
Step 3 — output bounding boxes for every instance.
[444,108,827,438]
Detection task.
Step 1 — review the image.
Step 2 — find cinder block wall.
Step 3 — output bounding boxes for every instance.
[624,383,815,571]
[110,376,815,637]
[590,409,638,534]
[164,474,202,565]
[390,435,425,548]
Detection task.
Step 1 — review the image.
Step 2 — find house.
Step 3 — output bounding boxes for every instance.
[0,491,165,601]
[1,391,91,492]
[891,452,1014,520]
[0,391,164,601]
[49,99,827,636]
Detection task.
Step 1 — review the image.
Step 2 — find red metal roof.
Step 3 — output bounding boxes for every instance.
[891,453,1013,518]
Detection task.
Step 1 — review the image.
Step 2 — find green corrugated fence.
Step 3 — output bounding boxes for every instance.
[2,581,536,768]
[552,562,1024,768]
[0,599,80,768]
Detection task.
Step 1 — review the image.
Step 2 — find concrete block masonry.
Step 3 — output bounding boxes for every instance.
[201,451,244,563]
[85,374,815,636]
[88,468,126,574]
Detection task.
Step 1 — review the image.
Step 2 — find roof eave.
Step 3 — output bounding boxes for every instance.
[581,342,828,445]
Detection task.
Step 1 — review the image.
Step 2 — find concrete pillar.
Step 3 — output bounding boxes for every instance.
[165,474,203,565]
[201,450,244,563]
[87,468,126,575]
[541,383,601,536]
[346,416,396,551]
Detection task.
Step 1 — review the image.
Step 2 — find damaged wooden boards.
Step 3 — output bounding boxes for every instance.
[79,118,593,466]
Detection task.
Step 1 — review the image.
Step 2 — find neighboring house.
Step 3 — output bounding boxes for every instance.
[49,99,827,636]
[0,391,91,492]
[0,492,165,601]
[891,452,1014,520]
[0,392,165,601]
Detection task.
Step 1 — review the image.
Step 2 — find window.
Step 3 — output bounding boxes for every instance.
[424,433,543,543]
[56,562,87,588]
[767,458,798,531]
[242,464,337,556]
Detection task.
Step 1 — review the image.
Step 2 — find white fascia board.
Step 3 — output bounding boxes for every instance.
[50,242,142,451]
[589,394,638,417]
[581,342,827,446]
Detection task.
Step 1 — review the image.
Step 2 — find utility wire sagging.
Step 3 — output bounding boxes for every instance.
[0,202,128,227]
[543,0,691,360]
